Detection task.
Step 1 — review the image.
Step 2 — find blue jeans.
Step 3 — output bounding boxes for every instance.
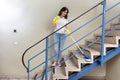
[53,33,66,61]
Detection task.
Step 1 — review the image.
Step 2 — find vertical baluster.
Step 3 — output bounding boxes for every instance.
[28,60,30,80]
[101,0,106,67]
[45,37,49,80]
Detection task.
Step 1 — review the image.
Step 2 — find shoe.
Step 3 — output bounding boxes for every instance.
[52,62,56,66]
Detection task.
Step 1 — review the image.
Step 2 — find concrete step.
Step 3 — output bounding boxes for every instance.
[86,36,117,44]
[69,50,93,64]
[79,44,101,60]
[106,29,120,37]
[89,43,101,52]
[89,42,118,55]
[63,55,80,72]
[53,67,68,80]
[110,22,120,29]
[85,47,101,56]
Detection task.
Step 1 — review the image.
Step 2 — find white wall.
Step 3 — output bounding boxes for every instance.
[0,0,119,78]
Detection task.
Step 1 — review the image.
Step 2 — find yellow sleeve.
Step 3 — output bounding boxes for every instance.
[52,16,59,24]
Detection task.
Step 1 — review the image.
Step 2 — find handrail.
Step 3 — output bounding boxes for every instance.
[22,1,104,71]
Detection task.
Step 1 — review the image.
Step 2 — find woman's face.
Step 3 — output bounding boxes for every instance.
[61,10,68,17]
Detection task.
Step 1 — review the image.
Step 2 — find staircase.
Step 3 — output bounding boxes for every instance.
[53,20,120,80]
[22,0,120,80]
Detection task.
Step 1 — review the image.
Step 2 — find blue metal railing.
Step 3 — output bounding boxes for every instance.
[21,1,120,80]
[29,1,119,72]
[31,1,119,80]
[28,1,120,64]
[34,13,120,80]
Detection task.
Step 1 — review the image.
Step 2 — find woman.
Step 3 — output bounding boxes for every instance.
[52,7,69,66]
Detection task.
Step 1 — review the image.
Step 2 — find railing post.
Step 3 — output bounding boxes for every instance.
[45,37,49,80]
[101,0,106,67]
[28,60,30,80]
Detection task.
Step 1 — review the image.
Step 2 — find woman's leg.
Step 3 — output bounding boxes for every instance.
[53,33,60,62]
[58,34,66,62]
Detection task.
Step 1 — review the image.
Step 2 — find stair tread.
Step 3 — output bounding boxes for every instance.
[79,44,101,56]
[70,50,92,63]
[96,37,116,44]
[75,46,91,58]
[109,23,120,30]
[86,47,101,55]
[107,29,120,36]
[104,43,117,47]
[94,34,113,37]
[89,42,117,52]
[64,55,79,70]
[54,67,68,79]
[110,22,120,27]
[86,39,95,42]
[97,43,117,48]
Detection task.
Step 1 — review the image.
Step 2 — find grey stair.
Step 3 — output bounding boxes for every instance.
[110,22,120,29]
[94,33,113,37]
[94,36,117,44]
[63,55,80,72]
[110,25,120,30]
[85,47,100,56]
[89,43,101,52]
[70,51,93,63]
[53,67,68,79]
[90,42,118,55]
[79,45,101,62]
[106,29,120,37]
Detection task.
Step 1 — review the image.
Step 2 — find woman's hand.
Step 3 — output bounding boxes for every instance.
[65,27,71,35]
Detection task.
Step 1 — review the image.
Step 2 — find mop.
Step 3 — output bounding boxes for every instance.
[66,29,91,62]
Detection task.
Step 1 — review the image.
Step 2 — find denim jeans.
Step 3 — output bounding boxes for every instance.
[53,33,66,61]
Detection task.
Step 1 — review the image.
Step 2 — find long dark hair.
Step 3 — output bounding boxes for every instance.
[58,7,69,19]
